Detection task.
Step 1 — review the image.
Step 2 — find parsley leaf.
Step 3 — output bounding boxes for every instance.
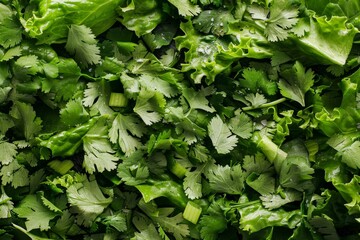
[65,24,101,67]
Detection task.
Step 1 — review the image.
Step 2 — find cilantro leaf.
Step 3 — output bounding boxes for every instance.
[184,150,214,199]
[183,86,216,113]
[9,101,42,140]
[240,68,278,96]
[138,73,179,98]
[260,189,302,210]
[83,82,113,115]
[229,111,253,139]
[65,24,101,67]
[134,90,166,125]
[133,224,162,240]
[167,0,201,17]
[13,194,59,231]
[60,98,90,127]
[109,113,145,156]
[199,200,227,240]
[0,188,13,218]
[193,10,235,36]
[309,216,340,240]
[0,13,22,48]
[208,115,238,154]
[67,176,113,227]
[138,200,190,240]
[278,61,314,106]
[83,118,119,174]
[0,138,17,165]
[207,164,244,195]
[249,0,299,42]
[0,160,29,188]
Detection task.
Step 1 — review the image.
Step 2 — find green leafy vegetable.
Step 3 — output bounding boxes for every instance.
[1,0,360,239]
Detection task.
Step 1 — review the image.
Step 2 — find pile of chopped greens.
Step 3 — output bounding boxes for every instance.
[1,0,360,239]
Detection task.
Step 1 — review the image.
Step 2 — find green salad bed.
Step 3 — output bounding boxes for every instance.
[0,0,360,239]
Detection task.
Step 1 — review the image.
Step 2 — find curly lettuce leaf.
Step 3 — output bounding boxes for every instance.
[22,0,124,44]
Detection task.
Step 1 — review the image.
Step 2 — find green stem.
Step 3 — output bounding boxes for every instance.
[242,98,286,111]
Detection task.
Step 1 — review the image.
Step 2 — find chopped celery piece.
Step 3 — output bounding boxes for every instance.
[183,201,202,224]
[109,92,128,107]
[48,160,74,175]
[169,161,187,179]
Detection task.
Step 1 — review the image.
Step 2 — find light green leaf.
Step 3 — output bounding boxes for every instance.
[13,195,59,231]
[208,115,238,154]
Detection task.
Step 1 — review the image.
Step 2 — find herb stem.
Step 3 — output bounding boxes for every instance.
[242,97,286,111]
